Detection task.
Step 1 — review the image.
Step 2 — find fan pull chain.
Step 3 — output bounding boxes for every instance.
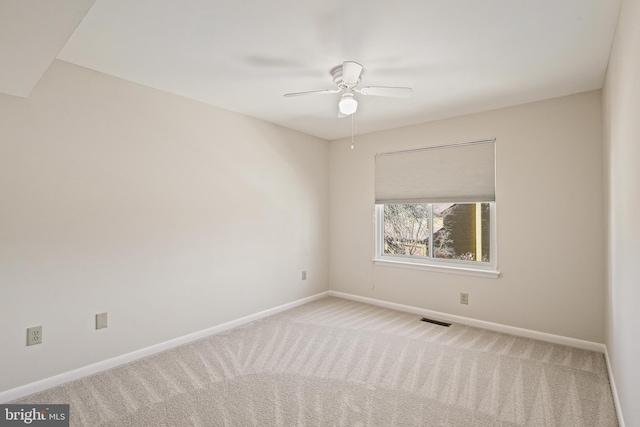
[350,114,354,149]
[350,112,357,150]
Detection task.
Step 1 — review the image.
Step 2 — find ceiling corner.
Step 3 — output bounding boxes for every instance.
[0,0,95,97]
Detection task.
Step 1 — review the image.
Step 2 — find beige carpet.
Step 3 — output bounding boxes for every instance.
[14,297,618,426]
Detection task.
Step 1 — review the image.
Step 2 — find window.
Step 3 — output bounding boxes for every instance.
[373,139,499,278]
[375,202,497,276]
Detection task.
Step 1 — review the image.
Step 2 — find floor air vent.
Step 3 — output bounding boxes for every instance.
[420,317,451,327]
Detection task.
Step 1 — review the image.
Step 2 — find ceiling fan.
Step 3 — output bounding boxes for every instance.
[283,61,413,117]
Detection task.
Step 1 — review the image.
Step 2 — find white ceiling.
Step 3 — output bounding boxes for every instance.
[2,0,621,140]
[0,0,94,97]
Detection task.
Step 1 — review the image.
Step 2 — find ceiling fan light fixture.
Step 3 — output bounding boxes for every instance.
[283,61,412,119]
[339,93,358,116]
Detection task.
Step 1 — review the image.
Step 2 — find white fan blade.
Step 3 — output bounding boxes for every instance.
[342,61,363,85]
[357,86,413,98]
[284,89,340,97]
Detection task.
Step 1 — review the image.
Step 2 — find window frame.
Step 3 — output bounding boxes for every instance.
[373,203,500,279]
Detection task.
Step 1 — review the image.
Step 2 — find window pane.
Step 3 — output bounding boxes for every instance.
[433,203,490,262]
[383,204,429,257]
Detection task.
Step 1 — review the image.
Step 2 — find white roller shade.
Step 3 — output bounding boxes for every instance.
[375,139,496,204]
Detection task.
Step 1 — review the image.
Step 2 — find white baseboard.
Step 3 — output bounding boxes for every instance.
[603,346,626,427]
[0,291,330,403]
[328,291,605,353]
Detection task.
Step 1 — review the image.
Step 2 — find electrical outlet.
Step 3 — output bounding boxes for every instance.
[460,293,469,305]
[27,326,42,346]
[301,271,307,280]
[96,312,108,330]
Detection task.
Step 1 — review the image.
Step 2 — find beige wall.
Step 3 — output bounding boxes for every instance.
[603,0,640,423]
[329,91,605,342]
[0,60,329,393]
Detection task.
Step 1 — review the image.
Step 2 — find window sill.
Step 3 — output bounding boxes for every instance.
[373,258,501,279]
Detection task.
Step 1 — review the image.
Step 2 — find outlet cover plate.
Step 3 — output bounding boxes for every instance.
[460,293,469,305]
[27,326,42,346]
[96,312,108,330]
